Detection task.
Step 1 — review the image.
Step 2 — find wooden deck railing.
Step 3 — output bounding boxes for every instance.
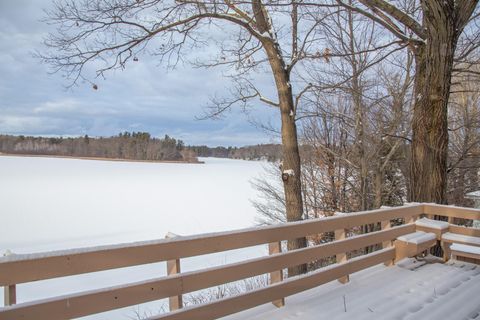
[424,204,480,238]
[1,203,479,320]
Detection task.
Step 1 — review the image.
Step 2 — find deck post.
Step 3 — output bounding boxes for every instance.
[3,250,16,306]
[165,233,182,311]
[335,229,349,283]
[441,241,452,262]
[381,220,394,266]
[405,215,416,224]
[4,285,16,307]
[268,241,285,307]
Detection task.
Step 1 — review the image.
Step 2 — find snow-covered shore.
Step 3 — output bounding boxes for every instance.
[0,156,270,319]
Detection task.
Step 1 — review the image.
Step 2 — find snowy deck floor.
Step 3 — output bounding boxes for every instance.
[222,259,480,320]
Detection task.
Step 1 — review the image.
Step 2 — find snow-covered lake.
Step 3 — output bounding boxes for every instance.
[0,156,271,319]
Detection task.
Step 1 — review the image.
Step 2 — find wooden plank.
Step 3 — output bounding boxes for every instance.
[450,249,480,261]
[455,256,480,265]
[381,220,393,266]
[3,285,16,306]
[0,225,412,320]
[441,241,452,262]
[167,259,182,311]
[404,215,416,224]
[334,229,349,283]
[268,242,284,307]
[165,233,182,311]
[449,225,480,237]
[0,205,423,286]
[394,238,436,262]
[149,249,395,320]
[423,204,480,220]
[415,225,446,240]
[2,251,16,306]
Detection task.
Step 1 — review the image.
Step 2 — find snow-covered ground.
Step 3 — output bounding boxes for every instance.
[223,259,480,320]
[0,156,270,319]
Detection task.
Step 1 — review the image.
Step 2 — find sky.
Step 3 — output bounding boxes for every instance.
[0,1,281,147]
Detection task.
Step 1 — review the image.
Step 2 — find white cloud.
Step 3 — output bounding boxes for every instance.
[33,98,79,114]
[0,0,278,146]
[0,115,60,133]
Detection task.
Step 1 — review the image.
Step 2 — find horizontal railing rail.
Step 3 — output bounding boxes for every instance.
[151,249,395,320]
[0,204,423,286]
[0,225,413,320]
[423,203,480,220]
[448,224,480,237]
[4,203,479,320]
[424,203,480,237]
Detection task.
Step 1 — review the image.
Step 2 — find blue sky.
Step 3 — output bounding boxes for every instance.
[0,1,281,146]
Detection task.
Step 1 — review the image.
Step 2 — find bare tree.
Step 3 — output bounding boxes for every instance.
[447,64,480,205]
[40,0,337,276]
[372,55,413,208]
[299,3,412,211]
[253,5,414,260]
[331,0,480,203]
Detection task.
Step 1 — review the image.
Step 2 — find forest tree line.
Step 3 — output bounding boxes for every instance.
[0,133,285,162]
[0,133,198,162]
[190,144,282,161]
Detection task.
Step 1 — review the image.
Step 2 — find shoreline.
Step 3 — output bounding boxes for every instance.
[0,152,204,164]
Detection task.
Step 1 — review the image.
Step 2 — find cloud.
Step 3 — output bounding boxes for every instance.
[33,98,80,114]
[0,1,279,146]
[0,115,68,134]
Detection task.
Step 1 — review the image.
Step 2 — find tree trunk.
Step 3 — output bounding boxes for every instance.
[347,5,368,211]
[409,2,458,204]
[374,169,383,209]
[254,0,307,275]
[276,68,308,276]
[272,54,308,276]
[327,149,338,212]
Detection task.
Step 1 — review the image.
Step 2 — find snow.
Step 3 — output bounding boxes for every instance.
[442,232,480,246]
[0,156,267,252]
[222,260,480,320]
[451,243,480,255]
[0,156,270,319]
[409,233,436,244]
[259,31,272,39]
[282,169,294,176]
[397,231,436,244]
[465,190,480,199]
[415,217,449,230]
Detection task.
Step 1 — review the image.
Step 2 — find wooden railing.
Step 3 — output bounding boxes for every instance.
[1,204,479,320]
[424,203,480,238]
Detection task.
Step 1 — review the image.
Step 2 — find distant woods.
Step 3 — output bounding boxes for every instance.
[191,144,282,162]
[0,133,282,163]
[0,133,196,162]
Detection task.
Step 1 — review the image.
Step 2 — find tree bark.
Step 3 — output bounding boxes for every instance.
[254,0,307,276]
[353,0,478,205]
[374,169,383,208]
[409,1,458,204]
[268,43,307,276]
[347,5,368,211]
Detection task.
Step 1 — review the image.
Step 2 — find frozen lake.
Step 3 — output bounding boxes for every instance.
[0,156,271,319]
